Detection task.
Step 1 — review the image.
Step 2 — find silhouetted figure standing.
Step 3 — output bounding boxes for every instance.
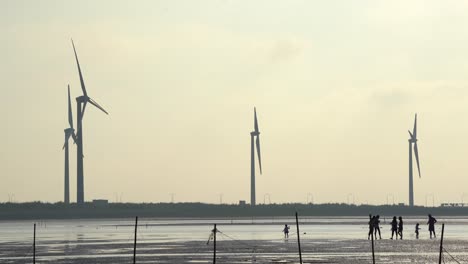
[368,214,375,240]
[374,215,382,239]
[398,216,404,239]
[415,223,421,239]
[427,214,437,239]
[283,224,290,238]
[390,216,398,239]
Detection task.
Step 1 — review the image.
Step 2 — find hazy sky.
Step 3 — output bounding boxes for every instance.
[2,0,468,205]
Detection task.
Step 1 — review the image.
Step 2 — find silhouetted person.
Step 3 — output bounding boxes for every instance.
[368,214,375,240]
[283,224,290,238]
[427,214,437,239]
[390,216,398,239]
[415,223,421,239]
[374,215,382,239]
[398,216,404,239]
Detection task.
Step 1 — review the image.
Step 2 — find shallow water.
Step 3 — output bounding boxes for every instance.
[1,216,467,263]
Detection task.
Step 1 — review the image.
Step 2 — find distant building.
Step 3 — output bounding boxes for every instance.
[239,200,246,206]
[441,203,468,207]
[398,203,405,206]
[92,199,109,205]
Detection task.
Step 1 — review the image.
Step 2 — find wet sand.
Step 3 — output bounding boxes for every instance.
[1,237,468,263]
[1,217,468,263]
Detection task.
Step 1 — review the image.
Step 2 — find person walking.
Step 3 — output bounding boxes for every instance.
[427,214,437,239]
[283,224,290,238]
[415,223,421,239]
[390,216,398,239]
[398,216,404,240]
[368,214,375,240]
[374,215,382,239]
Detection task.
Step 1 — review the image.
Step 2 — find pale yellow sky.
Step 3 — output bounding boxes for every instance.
[2,0,468,205]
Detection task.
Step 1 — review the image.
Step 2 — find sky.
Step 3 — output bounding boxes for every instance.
[2,0,468,205]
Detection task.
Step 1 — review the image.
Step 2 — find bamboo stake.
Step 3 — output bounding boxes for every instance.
[295,212,303,264]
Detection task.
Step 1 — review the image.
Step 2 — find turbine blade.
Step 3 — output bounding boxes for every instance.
[68,85,74,129]
[256,136,262,174]
[88,97,109,115]
[71,39,88,97]
[254,107,259,133]
[414,143,421,178]
[71,131,77,144]
[81,101,88,120]
[413,114,417,138]
[408,130,413,139]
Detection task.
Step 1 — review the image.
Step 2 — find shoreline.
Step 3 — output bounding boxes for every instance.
[1,202,468,220]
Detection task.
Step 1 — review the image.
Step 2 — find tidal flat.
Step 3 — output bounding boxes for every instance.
[1,217,467,263]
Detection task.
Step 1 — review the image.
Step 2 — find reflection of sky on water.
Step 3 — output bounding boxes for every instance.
[2,217,468,243]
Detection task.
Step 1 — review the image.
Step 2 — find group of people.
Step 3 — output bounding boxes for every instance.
[280,214,438,240]
[368,214,437,240]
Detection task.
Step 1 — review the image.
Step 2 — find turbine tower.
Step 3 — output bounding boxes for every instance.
[71,40,109,204]
[63,85,76,204]
[250,107,262,206]
[408,114,421,207]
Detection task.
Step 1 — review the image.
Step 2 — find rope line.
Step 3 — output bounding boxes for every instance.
[443,248,462,264]
[206,228,258,259]
[217,230,258,250]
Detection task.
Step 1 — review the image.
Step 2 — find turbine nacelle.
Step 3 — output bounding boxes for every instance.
[76,95,108,119]
[408,131,417,142]
[64,128,75,134]
[76,95,87,103]
[63,128,76,149]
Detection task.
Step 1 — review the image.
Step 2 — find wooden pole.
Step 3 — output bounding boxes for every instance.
[33,223,36,264]
[439,223,445,264]
[213,224,217,264]
[371,230,375,264]
[295,212,303,264]
[133,216,138,264]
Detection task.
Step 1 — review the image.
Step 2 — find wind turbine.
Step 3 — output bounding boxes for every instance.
[250,107,262,206]
[408,114,421,207]
[63,85,77,204]
[71,39,109,204]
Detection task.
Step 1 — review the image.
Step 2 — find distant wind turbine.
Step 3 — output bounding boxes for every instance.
[250,107,262,206]
[63,85,77,205]
[71,39,109,204]
[408,114,421,207]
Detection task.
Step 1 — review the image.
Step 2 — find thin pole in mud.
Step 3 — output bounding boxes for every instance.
[133,216,138,264]
[33,223,36,264]
[295,212,303,264]
[213,224,217,264]
[371,230,375,264]
[438,223,445,264]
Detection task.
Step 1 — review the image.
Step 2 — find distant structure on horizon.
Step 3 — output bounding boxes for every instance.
[62,85,77,204]
[250,107,263,206]
[71,40,109,204]
[408,114,421,207]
